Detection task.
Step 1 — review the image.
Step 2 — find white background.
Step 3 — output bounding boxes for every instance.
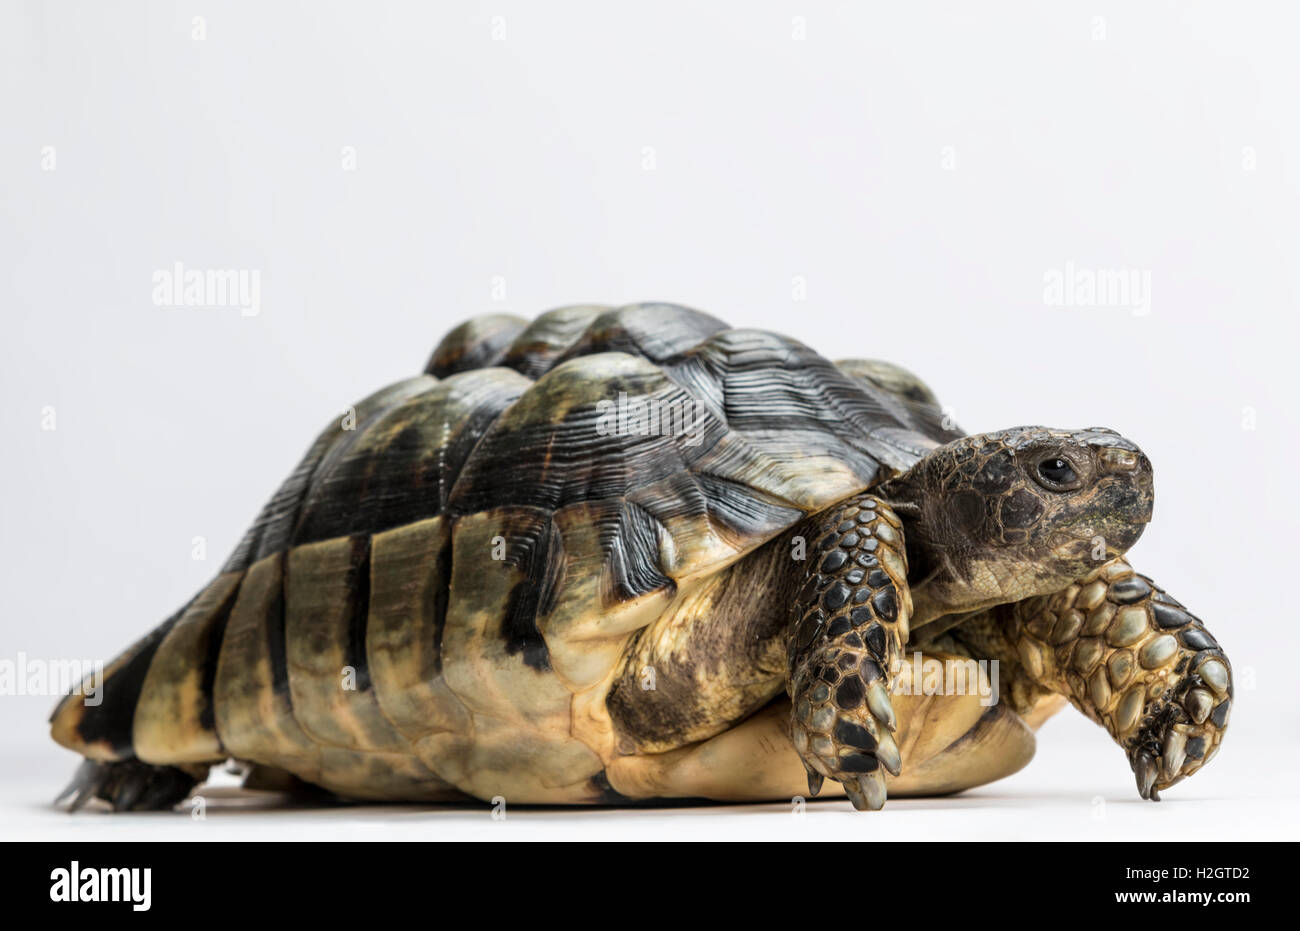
[2,0,1297,840]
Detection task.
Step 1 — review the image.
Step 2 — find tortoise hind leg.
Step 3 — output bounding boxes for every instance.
[56,758,207,812]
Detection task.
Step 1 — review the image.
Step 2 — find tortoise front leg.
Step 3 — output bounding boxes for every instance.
[787,494,911,810]
[986,558,1233,799]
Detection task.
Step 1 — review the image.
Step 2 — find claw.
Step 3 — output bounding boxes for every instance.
[1135,750,1159,801]
[875,731,902,777]
[1161,730,1188,782]
[844,780,870,811]
[859,771,887,811]
[866,681,896,732]
[1185,688,1214,725]
[54,760,90,805]
[1198,659,1230,695]
[806,770,824,797]
[54,759,99,813]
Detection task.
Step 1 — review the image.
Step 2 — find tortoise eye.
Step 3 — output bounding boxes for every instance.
[1036,457,1078,488]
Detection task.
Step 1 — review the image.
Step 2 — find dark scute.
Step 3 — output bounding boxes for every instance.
[823,582,851,611]
[974,451,1017,493]
[950,490,985,533]
[837,753,880,774]
[196,576,244,732]
[835,677,864,709]
[425,314,528,378]
[341,535,374,693]
[834,719,878,751]
[1151,603,1192,630]
[1180,628,1217,652]
[604,502,674,602]
[1211,700,1230,728]
[872,588,898,622]
[865,624,886,658]
[293,372,528,546]
[500,305,607,379]
[553,304,729,369]
[1000,488,1045,530]
[820,550,848,572]
[796,613,823,651]
[1109,577,1152,604]
[264,554,291,698]
[496,512,566,672]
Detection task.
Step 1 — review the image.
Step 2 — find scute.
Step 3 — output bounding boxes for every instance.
[424,314,528,378]
[834,358,963,445]
[499,305,609,379]
[291,369,532,546]
[552,303,729,368]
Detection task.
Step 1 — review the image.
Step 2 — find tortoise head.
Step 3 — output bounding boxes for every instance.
[880,426,1154,627]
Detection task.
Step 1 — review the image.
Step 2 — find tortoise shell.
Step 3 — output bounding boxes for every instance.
[51,303,965,803]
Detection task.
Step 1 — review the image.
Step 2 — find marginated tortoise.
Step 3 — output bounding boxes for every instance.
[50,304,1233,811]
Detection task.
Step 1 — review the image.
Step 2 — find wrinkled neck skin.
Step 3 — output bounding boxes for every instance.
[886,507,1040,631]
[904,550,1062,633]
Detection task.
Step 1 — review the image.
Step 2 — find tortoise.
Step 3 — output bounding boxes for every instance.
[50,303,1233,812]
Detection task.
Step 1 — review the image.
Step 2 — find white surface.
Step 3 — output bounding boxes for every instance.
[3,719,1293,841]
[3,1,1299,841]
